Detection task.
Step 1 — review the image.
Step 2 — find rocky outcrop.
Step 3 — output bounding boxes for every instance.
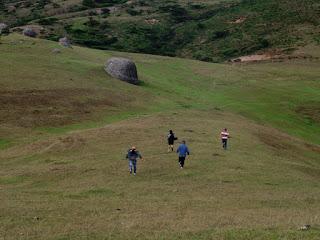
[0,23,8,34]
[23,27,37,37]
[104,57,139,85]
[59,37,71,47]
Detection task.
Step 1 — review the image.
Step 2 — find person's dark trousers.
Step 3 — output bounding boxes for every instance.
[129,160,137,173]
[179,156,185,167]
[222,139,228,150]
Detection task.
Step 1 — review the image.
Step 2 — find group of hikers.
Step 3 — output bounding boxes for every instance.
[126,128,230,175]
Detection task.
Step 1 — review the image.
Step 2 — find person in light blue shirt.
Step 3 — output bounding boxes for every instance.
[176,140,190,169]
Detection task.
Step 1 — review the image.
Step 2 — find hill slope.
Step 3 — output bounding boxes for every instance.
[0,34,320,239]
[1,0,320,61]
[1,34,319,144]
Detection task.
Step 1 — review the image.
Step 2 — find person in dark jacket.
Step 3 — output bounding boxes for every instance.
[167,130,178,152]
[176,140,190,169]
[126,146,143,175]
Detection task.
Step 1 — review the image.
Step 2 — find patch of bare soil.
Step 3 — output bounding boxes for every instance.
[294,165,320,180]
[230,50,316,63]
[231,54,274,62]
[0,89,128,128]
[256,128,320,155]
[304,143,320,154]
[145,19,160,25]
[257,131,295,151]
[228,17,247,24]
[296,104,320,124]
[0,134,87,159]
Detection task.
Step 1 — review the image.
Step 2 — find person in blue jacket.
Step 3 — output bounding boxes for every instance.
[176,140,190,169]
[126,146,143,175]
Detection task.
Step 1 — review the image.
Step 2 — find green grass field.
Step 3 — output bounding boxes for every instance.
[0,34,319,239]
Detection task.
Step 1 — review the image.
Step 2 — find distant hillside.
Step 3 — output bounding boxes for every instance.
[1,0,320,61]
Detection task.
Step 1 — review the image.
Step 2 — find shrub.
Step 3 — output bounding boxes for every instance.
[126,8,141,16]
[82,0,95,8]
[52,2,60,8]
[38,17,58,25]
[85,17,100,27]
[158,4,191,23]
[211,30,229,40]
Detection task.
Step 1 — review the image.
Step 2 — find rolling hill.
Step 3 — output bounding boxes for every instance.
[0,34,319,239]
[1,0,320,61]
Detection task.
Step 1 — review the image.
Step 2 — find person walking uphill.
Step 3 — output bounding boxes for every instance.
[176,140,190,169]
[220,128,230,150]
[167,130,178,152]
[126,146,143,175]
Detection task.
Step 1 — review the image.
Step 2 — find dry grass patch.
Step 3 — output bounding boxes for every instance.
[0,89,130,128]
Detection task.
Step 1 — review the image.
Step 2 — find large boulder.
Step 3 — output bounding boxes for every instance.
[104,57,139,84]
[0,23,8,34]
[23,27,37,37]
[59,37,72,48]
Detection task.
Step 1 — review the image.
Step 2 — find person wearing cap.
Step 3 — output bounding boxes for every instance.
[220,128,230,150]
[126,146,143,175]
[176,140,190,169]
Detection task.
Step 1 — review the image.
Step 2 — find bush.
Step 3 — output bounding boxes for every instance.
[85,17,100,27]
[46,34,60,41]
[0,2,5,11]
[126,8,141,16]
[193,52,212,62]
[158,4,191,23]
[38,17,58,25]
[52,2,60,8]
[211,30,229,40]
[100,8,110,14]
[82,0,95,8]
[35,0,51,9]
[112,23,176,55]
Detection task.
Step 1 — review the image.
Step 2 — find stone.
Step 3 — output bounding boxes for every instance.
[7,5,16,13]
[59,37,71,48]
[52,48,61,54]
[23,27,37,37]
[104,57,139,84]
[0,23,8,34]
[300,225,311,231]
[107,6,118,13]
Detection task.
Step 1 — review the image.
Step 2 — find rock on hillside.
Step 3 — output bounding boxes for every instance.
[23,27,37,37]
[52,48,61,54]
[0,23,8,34]
[104,58,139,85]
[59,37,72,48]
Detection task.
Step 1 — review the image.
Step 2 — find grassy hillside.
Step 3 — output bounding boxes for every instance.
[1,0,320,61]
[1,34,319,144]
[0,34,320,239]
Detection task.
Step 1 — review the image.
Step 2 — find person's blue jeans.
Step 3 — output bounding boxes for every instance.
[129,160,137,173]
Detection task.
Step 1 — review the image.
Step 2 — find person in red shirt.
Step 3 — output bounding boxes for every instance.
[220,128,230,150]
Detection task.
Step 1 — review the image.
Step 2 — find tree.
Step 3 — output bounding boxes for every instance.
[0,1,5,11]
[82,0,95,8]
